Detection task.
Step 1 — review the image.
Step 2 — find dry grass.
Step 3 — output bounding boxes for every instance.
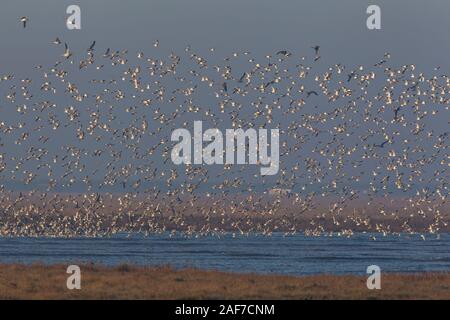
[0,263,449,299]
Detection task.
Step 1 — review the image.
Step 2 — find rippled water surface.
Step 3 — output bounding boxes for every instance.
[1,233,449,275]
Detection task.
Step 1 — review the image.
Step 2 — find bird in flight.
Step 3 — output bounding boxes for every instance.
[238,72,247,83]
[63,43,72,59]
[347,71,355,82]
[306,90,318,98]
[20,16,28,28]
[374,140,389,148]
[276,50,291,57]
[311,45,320,56]
[88,41,96,52]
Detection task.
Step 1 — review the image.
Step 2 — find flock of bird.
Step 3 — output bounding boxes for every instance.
[0,20,448,237]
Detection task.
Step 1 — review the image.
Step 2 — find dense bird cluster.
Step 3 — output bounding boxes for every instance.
[0,38,448,237]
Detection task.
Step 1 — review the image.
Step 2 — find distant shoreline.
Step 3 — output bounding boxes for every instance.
[1,193,448,236]
[0,263,449,299]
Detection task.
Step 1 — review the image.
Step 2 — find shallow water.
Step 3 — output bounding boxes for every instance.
[0,233,449,275]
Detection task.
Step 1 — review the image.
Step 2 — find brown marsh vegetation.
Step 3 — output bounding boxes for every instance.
[0,263,449,299]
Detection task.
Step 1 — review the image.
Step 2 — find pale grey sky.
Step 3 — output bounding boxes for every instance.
[0,1,448,193]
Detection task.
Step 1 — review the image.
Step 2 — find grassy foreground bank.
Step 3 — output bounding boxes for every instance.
[0,264,449,299]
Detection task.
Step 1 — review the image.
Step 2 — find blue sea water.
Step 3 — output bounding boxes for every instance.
[0,233,449,275]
